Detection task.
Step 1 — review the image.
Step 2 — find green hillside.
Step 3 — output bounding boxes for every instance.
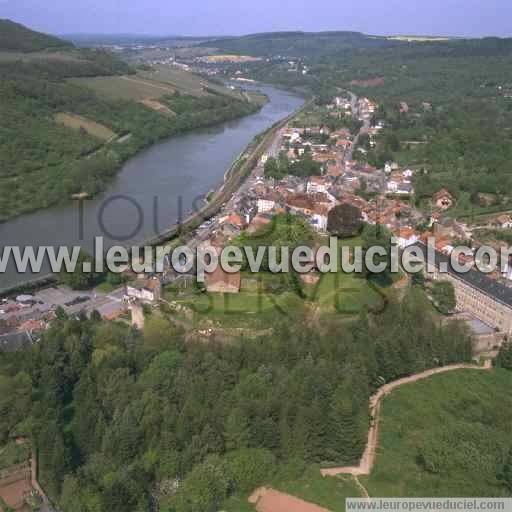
[202,31,402,57]
[0,18,73,51]
[364,369,512,497]
[0,22,261,221]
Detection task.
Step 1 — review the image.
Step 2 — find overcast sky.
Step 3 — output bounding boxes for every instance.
[1,0,511,37]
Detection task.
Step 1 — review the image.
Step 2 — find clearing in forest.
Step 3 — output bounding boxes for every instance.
[54,113,116,140]
[69,75,176,100]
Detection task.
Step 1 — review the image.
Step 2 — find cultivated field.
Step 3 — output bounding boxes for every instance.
[139,66,209,96]
[68,75,176,100]
[54,113,116,140]
[388,36,450,42]
[205,54,263,63]
[140,65,243,98]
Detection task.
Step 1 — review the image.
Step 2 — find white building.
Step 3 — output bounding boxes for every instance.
[257,197,276,213]
[125,279,161,304]
[396,228,420,249]
[307,177,329,195]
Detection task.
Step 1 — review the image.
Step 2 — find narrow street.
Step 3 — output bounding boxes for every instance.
[344,91,370,163]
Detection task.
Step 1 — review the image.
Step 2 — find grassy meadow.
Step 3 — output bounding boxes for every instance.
[164,238,384,330]
[68,75,176,100]
[223,369,512,512]
[141,65,245,99]
[362,369,512,497]
[54,113,116,140]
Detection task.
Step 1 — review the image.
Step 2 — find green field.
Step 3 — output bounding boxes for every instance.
[140,65,243,98]
[225,369,512,512]
[0,441,30,470]
[165,238,384,329]
[54,112,116,140]
[274,469,364,511]
[165,274,301,329]
[362,369,512,497]
[68,75,176,100]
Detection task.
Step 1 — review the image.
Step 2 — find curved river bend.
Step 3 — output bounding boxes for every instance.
[0,85,303,291]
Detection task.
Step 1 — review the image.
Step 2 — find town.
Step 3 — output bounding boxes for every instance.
[2,90,512,357]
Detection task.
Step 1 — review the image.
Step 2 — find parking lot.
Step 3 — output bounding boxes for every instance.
[1,285,126,332]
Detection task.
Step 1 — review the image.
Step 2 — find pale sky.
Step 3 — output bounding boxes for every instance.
[1,0,511,37]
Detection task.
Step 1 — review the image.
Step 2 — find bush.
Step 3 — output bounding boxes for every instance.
[225,448,277,493]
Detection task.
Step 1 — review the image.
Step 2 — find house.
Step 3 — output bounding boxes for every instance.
[408,242,512,337]
[309,191,336,208]
[492,214,512,229]
[310,205,329,232]
[307,176,329,194]
[125,278,161,304]
[219,222,241,240]
[432,188,455,210]
[257,196,276,213]
[247,213,273,233]
[384,161,399,174]
[219,213,244,227]
[387,180,400,193]
[336,139,352,150]
[396,182,413,196]
[205,266,241,294]
[395,227,419,249]
[400,102,409,114]
[286,194,315,215]
[328,162,343,177]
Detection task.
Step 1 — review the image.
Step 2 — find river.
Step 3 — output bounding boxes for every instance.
[0,84,304,291]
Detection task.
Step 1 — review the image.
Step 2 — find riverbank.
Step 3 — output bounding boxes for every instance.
[0,85,306,295]
[0,91,263,225]
[144,97,312,247]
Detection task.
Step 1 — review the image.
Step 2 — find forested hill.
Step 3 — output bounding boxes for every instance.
[202,31,403,57]
[0,19,73,51]
[0,20,260,221]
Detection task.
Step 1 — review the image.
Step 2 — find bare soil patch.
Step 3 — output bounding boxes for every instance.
[249,487,333,512]
[0,478,31,510]
[140,98,175,116]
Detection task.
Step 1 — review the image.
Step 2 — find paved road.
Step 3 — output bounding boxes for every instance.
[344,91,370,163]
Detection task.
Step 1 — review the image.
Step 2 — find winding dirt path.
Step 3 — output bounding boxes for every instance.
[352,475,370,499]
[321,361,492,478]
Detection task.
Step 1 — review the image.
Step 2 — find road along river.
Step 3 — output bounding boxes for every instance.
[0,85,304,292]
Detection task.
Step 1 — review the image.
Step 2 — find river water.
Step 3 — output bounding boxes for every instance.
[0,84,303,291]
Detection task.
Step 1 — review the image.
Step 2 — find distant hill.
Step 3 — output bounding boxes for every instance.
[64,33,217,48]
[201,31,402,57]
[0,19,73,52]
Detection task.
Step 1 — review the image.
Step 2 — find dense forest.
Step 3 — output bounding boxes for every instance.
[202,31,403,58]
[0,287,473,511]
[343,43,512,209]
